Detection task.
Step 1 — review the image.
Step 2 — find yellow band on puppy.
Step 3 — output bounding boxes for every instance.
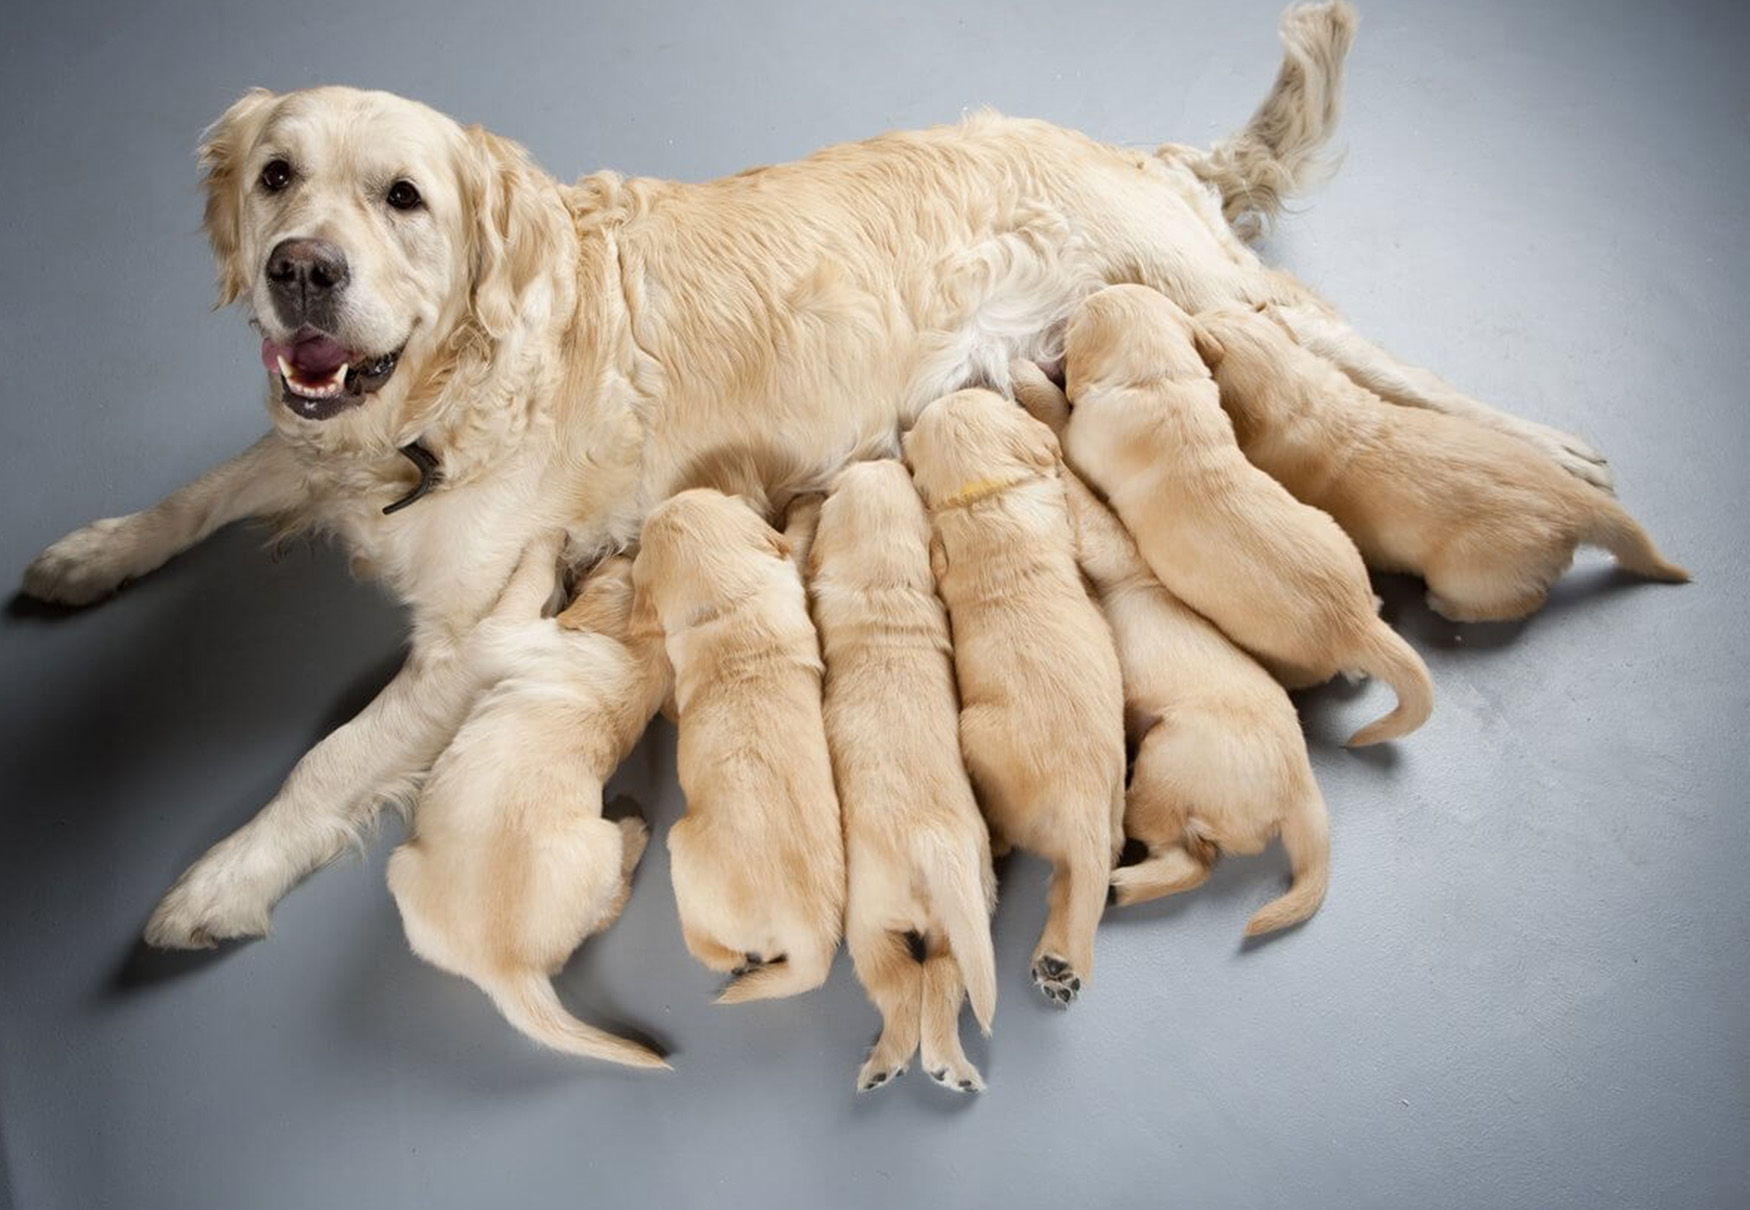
[937,475,1033,509]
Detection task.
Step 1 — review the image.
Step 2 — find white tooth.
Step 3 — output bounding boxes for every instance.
[277,355,295,381]
[335,362,350,386]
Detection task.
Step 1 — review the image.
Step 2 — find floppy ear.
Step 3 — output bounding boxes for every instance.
[928,532,949,583]
[198,89,278,308]
[626,571,665,645]
[462,125,569,341]
[1191,323,1227,369]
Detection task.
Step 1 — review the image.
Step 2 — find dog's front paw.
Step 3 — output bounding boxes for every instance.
[1030,953,1082,1007]
[1520,421,1613,494]
[22,515,148,606]
[143,848,275,950]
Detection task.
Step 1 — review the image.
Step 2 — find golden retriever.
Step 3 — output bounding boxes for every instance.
[807,460,997,1092]
[632,489,845,1001]
[18,4,1609,948]
[385,551,670,1067]
[1196,305,1689,621]
[1061,285,1434,747]
[1012,362,1329,934]
[905,389,1124,1005]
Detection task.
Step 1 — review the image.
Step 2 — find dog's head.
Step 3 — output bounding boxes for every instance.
[1063,284,1215,401]
[199,86,567,433]
[1189,304,1298,404]
[902,388,1060,510]
[631,489,794,634]
[811,460,933,591]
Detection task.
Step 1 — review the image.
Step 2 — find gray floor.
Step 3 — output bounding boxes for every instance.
[3,1,1747,1207]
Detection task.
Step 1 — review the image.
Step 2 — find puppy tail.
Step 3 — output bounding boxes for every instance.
[1164,0,1359,241]
[488,972,670,1069]
[1344,621,1435,747]
[921,834,999,1034]
[1585,500,1691,584]
[715,941,835,1004]
[1243,783,1331,937]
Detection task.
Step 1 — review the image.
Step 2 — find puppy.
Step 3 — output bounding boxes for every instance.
[808,460,998,1092]
[632,489,845,1002]
[1197,305,1689,621]
[1061,284,1434,747]
[1014,361,1329,935]
[387,550,670,1068]
[905,389,1124,1005]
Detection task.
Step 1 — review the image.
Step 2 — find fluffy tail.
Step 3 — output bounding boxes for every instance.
[487,972,670,1069]
[715,941,835,1004]
[1586,501,1690,583]
[919,833,998,1034]
[1243,785,1331,936]
[1170,1,1359,240]
[1344,621,1435,747]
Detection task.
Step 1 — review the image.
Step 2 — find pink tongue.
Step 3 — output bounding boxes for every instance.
[260,334,352,376]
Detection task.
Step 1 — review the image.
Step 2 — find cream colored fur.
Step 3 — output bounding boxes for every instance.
[905,390,1124,1005]
[1061,285,1433,747]
[1197,306,1689,621]
[633,490,845,1002]
[385,552,670,1067]
[807,461,997,1092]
[17,4,1586,947]
[1012,361,1329,935]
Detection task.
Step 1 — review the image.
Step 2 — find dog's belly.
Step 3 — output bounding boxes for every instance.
[619,114,1267,509]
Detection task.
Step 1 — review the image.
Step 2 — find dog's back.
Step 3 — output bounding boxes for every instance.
[636,491,844,1001]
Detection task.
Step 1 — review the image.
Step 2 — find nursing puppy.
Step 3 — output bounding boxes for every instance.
[1013,362,1329,935]
[633,489,845,1001]
[808,461,997,1091]
[386,550,670,1067]
[1061,285,1433,747]
[905,389,1124,1005]
[1196,305,1689,621]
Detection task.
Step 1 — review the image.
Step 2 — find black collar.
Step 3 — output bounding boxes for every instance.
[382,442,442,515]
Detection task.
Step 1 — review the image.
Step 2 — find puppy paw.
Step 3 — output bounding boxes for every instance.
[616,815,650,869]
[143,848,275,950]
[21,516,149,606]
[1518,421,1613,494]
[855,1058,907,1093]
[729,952,773,978]
[1030,954,1082,1007]
[925,1058,985,1094]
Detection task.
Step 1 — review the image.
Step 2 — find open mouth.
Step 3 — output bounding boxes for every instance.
[260,329,403,421]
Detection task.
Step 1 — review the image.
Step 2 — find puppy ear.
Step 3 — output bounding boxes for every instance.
[625,573,664,644]
[463,125,568,341]
[198,89,278,308]
[1191,323,1227,369]
[928,532,949,583]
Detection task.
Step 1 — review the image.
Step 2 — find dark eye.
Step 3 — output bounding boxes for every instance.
[259,159,293,192]
[386,180,422,210]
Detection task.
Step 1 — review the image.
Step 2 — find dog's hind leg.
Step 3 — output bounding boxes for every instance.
[1265,296,1613,493]
[848,924,923,1092]
[591,816,650,933]
[1031,817,1112,1007]
[918,942,984,1093]
[1109,843,1213,908]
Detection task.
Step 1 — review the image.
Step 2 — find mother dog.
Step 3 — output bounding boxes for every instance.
[21,1,1606,949]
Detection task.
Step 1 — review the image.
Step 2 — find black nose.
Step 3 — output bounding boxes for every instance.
[265,238,349,326]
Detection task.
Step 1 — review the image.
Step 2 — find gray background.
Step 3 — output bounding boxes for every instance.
[2,1,1746,1207]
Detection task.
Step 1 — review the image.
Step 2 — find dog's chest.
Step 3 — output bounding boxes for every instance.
[328,475,552,630]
